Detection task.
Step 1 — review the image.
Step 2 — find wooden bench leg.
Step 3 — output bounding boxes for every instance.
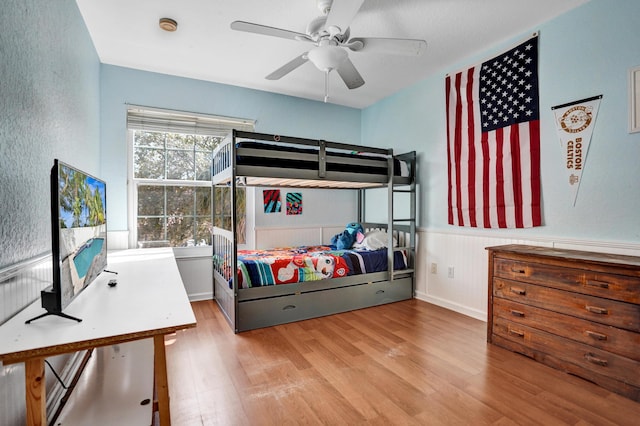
[25,357,46,426]
[153,335,171,425]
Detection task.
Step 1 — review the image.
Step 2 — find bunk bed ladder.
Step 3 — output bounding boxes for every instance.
[390,152,416,286]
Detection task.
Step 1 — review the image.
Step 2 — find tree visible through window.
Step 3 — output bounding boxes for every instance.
[132,130,245,247]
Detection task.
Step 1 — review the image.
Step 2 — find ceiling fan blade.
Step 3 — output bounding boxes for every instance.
[231,21,311,42]
[324,0,365,34]
[336,57,364,89]
[347,37,427,56]
[266,53,309,80]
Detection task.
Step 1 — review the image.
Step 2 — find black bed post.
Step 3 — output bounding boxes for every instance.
[387,151,395,281]
[231,130,240,333]
[357,189,364,224]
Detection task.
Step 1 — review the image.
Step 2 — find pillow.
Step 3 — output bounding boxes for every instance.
[354,230,397,250]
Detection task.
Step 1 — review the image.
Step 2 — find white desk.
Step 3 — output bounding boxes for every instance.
[0,248,197,426]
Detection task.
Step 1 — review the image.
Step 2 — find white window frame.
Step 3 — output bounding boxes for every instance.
[126,106,254,251]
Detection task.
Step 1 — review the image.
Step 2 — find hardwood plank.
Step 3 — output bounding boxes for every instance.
[166,299,640,425]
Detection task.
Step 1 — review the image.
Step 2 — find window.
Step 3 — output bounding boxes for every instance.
[127,107,254,248]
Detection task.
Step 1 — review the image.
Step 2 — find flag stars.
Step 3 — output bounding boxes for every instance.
[477,37,538,130]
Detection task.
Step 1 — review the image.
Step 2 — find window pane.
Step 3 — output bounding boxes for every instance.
[195,151,212,180]
[236,216,246,244]
[166,186,194,216]
[167,216,194,247]
[138,185,164,216]
[165,133,195,150]
[195,135,221,151]
[214,186,227,215]
[134,131,165,149]
[135,148,165,179]
[137,217,165,243]
[195,187,211,216]
[195,216,212,245]
[131,124,247,249]
[166,149,194,180]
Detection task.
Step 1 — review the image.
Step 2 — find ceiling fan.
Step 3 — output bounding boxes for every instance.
[231,0,427,102]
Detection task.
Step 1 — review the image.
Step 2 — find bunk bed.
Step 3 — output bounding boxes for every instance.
[212,130,416,333]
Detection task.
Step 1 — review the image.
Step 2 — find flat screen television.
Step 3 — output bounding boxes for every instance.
[26,159,108,323]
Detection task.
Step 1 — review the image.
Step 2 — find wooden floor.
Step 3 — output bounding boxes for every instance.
[165,299,640,425]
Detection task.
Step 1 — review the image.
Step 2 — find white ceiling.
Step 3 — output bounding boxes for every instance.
[75,0,589,109]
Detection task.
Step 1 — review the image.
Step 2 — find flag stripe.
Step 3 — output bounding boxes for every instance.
[445,75,454,225]
[466,67,478,227]
[454,72,464,226]
[529,120,542,226]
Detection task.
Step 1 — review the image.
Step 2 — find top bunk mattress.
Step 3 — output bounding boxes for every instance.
[235,141,409,177]
[212,131,415,188]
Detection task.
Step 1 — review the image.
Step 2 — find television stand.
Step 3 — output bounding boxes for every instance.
[25,311,82,324]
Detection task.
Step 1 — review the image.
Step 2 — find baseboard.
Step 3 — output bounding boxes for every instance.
[188,291,213,302]
[414,290,487,322]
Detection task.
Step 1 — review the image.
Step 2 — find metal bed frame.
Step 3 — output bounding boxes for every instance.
[212,130,416,333]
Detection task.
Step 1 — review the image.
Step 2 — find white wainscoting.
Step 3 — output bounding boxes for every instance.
[0,253,52,324]
[254,225,344,249]
[174,253,213,302]
[107,230,129,250]
[415,229,640,322]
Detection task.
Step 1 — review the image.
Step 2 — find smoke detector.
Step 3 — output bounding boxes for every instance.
[159,18,178,32]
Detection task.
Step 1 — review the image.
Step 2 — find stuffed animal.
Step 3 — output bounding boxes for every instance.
[331,222,365,250]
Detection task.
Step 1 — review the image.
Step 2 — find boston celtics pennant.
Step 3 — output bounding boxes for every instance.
[551,95,602,206]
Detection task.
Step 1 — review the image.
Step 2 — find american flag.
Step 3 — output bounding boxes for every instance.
[446,35,541,228]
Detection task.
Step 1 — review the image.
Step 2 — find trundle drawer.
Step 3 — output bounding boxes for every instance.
[237,278,412,331]
[494,257,640,303]
[493,298,640,361]
[493,316,640,388]
[493,277,640,331]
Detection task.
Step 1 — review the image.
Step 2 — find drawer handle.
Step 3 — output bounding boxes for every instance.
[585,305,609,315]
[511,268,526,274]
[376,290,385,294]
[585,330,608,341]
[510,287,526,296]
[584,353,608,367]
[510,309,525,317]
[586,280,610,289]
[508,328,525,338]
[282,305,296,310]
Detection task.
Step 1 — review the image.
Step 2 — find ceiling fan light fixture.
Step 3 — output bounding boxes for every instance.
[159,17,178,32]
[308,45,347,72]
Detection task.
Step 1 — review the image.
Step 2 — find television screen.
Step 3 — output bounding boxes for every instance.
[46,159,107,314]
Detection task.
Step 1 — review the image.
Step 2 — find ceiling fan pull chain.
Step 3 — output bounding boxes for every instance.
[324,70,330,103]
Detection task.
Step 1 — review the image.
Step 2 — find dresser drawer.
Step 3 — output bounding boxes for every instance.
[492,317,640,388]
[493,297,640,361]
[494,257,640,304]
[493,277,640,331]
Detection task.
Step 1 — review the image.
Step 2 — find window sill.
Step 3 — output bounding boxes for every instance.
[172,246,213,260]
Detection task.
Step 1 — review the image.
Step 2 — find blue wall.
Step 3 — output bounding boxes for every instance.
[0,0,100,268]
[100,66,361,231]
[362,0,640,244]
[0,1,100,423]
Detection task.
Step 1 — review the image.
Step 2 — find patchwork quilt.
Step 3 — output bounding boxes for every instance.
[231,245,407,288]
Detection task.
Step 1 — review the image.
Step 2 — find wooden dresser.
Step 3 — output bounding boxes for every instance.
[486,244,640,401]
